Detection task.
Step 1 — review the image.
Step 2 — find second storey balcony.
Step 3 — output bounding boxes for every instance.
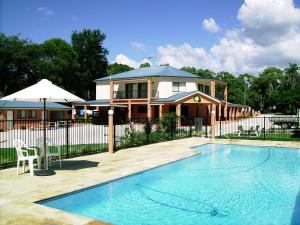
[113,89,158,99]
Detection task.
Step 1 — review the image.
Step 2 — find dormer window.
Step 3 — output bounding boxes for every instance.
[172,82,186,94]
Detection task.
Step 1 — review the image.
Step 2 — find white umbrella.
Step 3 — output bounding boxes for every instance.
[1,79,84,175]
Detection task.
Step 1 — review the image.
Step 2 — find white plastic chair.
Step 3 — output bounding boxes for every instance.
[36,137,62,168]
[13,140,40,176]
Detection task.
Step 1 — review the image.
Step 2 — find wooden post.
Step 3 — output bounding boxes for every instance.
[224,85,228,101]
[211,104,216,138]
[84,105,88,120]
[147,105,152,119]
[224,103,228,120]
[110,81,114,104]
[108,108,114,154]
[210,80,215,98]
[71,105,76,119]
[147,78,152,102]
[176,104,181,127]
[159,104,163,118]
[147,78,152,119]
[128,100,132,120]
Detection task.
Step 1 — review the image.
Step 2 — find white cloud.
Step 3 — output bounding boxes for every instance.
[131,42,146,50]
[114,0,300,74]
[115,54,150,68]
[237,0,300,45]
[157,0,300,74]
[202,18,220,33]
[36,7,55,16]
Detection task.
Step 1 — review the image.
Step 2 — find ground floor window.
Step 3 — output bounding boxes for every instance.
[17,110,26,119]
[137,106,147,113]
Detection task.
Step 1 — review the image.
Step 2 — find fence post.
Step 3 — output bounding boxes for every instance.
[171,117,174,140]
[113,123,116,151]
[205,117,208,138]
[263,116,266,140]
[219,119,222,137]
[189,118,192,137]
[66,119,69,158]
[146,118,149,144]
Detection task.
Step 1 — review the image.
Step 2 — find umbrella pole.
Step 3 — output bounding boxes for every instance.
[43,98,47,171]
[35,98,55,176]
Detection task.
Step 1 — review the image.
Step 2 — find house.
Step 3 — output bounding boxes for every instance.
[0,100,71,130]
[72,66,250,124]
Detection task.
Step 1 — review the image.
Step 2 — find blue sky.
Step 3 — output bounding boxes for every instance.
[1,0,300,74]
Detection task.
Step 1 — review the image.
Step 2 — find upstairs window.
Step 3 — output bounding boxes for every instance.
[198,84,204,92]
[172,82,186,94]
[205,85,210,95]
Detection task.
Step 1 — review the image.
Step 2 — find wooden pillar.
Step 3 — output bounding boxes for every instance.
[72,105,76,119]
[108,108,114,154]
[228,107,232,121]
[128,100,132,120]
[210,103,216,138]
[210,80,215,98]
[147,78,152,102]
[147,105,152,119]
[218,104,221,121]
[159,104,163,118]
[176,104,181,127]
[84,105,88,120]
[147,78,152,119]
[224,103,228,120]
[224,85,228,101]
[110,81,114,104]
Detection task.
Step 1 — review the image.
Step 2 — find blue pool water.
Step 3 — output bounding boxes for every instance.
[38,144,300,225]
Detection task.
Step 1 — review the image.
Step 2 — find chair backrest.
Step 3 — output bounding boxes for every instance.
[13,140,27,159]
[256,125,260,130]
[36,137,56,156]
[238,125,243,131]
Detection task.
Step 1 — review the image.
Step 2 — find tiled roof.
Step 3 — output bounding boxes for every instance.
[0,100,70,109]
[95,66,198,81]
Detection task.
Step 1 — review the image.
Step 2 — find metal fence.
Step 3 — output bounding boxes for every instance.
[217,116,300,141]
[1,115,298,168]
[0,119,109,168]
[0,116,208,168]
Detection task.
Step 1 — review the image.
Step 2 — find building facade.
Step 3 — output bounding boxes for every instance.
[73,66,252,124]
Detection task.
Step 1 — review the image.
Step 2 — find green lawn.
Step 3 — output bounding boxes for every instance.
[222,132,300,141]
[0,143,108,168]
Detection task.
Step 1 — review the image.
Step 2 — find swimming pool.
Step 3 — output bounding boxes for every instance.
[38,144,300,225]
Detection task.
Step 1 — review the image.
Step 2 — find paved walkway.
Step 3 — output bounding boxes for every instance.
[0,138,299,225]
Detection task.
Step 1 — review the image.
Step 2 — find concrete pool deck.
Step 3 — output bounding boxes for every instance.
[0,138,299,225]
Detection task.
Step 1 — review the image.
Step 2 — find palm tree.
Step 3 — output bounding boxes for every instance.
[284,63,300,89]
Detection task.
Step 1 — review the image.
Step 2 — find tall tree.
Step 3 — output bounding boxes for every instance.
[140,62,150,68]
[71,29,108,100]
[107,63,133,75]
[283,63,299,89]
[181,67,214,78]
[40,38,79,94]
[215,72,244,104]
[0,33,42,97]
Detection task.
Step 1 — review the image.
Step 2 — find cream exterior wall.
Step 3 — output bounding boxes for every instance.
[96,78,208,100]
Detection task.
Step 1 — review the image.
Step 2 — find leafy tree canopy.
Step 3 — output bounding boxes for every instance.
[139,62,150,68]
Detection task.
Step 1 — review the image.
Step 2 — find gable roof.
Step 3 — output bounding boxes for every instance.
[0,100,70,110]
[151,91,220,104]
[95,65,198,81]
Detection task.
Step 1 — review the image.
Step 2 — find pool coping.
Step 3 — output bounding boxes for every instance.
[0,138,299,225]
